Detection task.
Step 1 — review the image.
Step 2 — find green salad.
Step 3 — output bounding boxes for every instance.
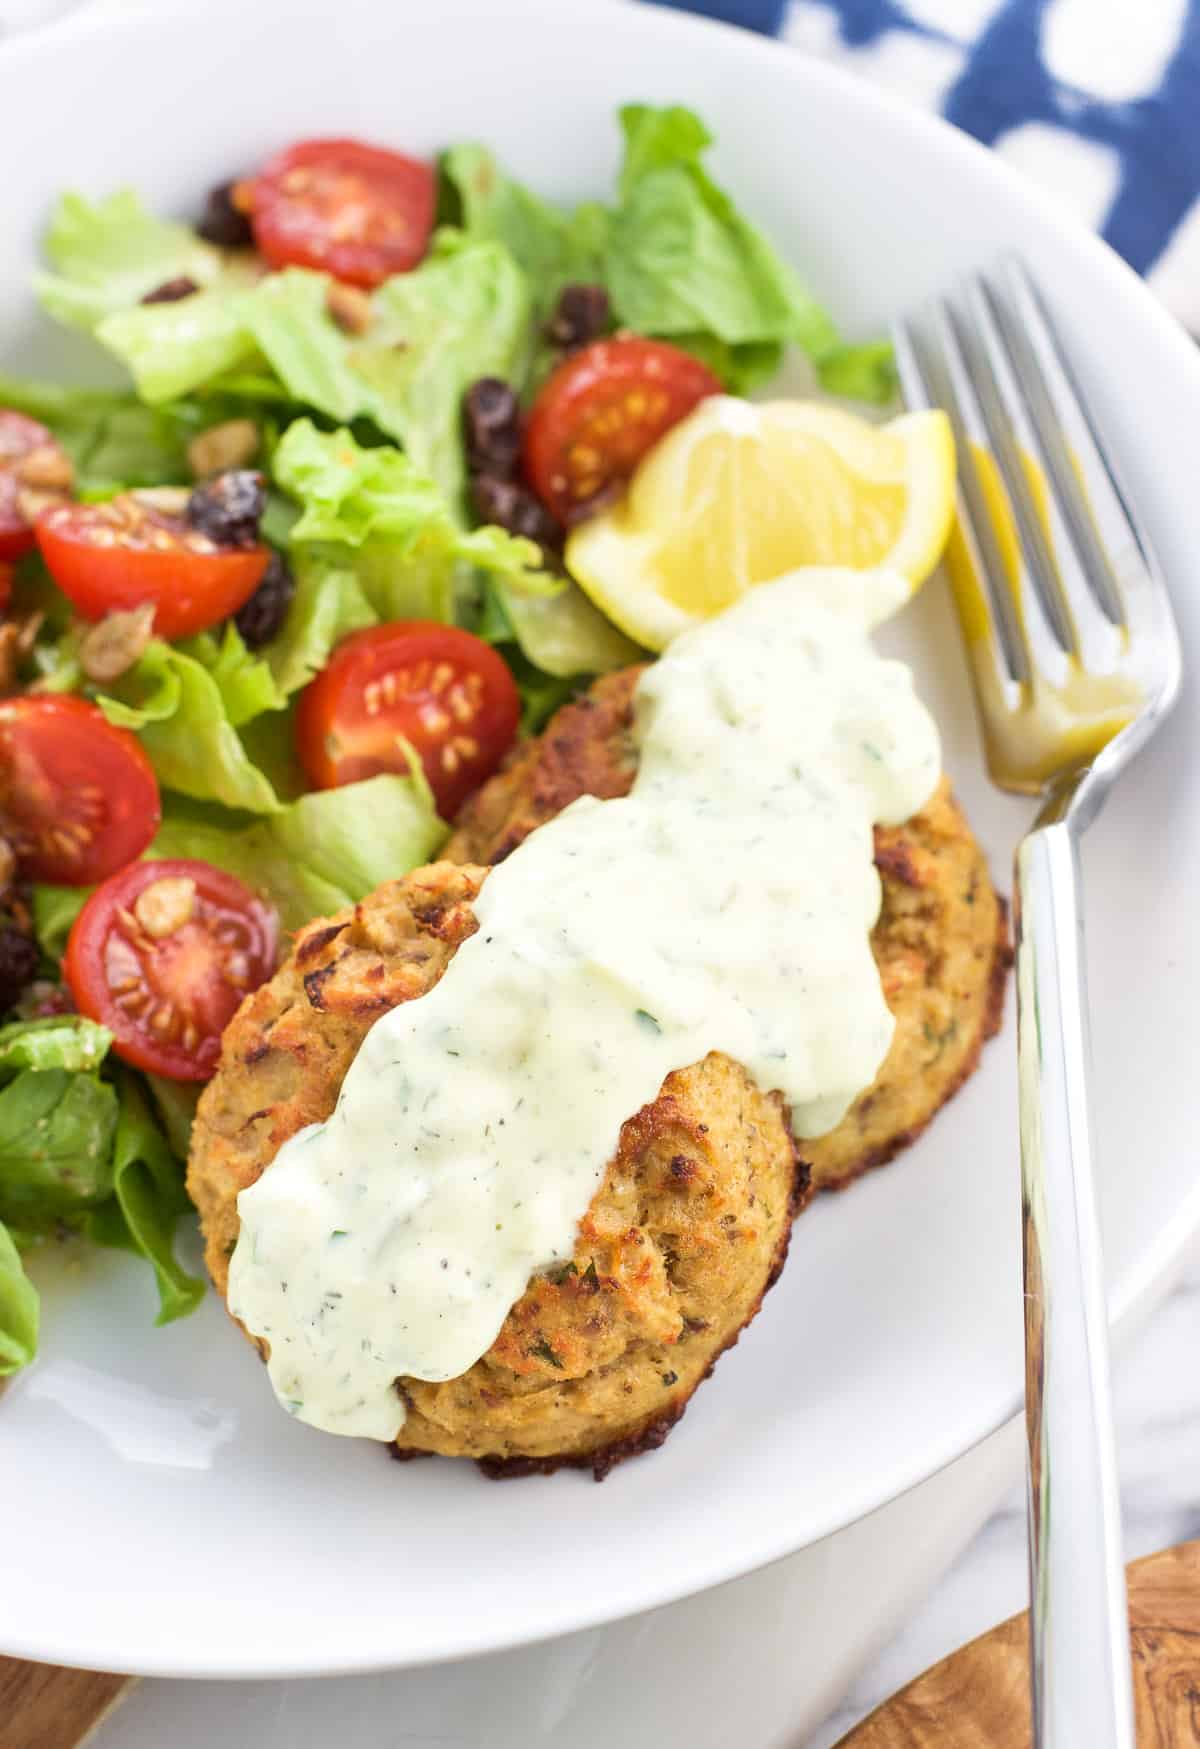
[0,103,892,1379]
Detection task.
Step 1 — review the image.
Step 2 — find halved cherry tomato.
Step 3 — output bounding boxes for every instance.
[36,492,270,640]
[295,622,520,819]
[0,411,73,561]
[247,139,436,289]
[65,858,277,1081]
[0,695,160,886]
[523,337,721,524]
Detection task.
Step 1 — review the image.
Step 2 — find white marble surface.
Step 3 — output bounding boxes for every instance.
[812,1231,1200,1744]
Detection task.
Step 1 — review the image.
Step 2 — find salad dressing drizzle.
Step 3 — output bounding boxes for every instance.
[228,568,941,1439]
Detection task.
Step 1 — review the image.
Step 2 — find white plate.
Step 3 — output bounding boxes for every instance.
[3,0,1199,1681]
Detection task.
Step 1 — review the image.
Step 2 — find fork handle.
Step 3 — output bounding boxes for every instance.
[1016,816,1135,1747]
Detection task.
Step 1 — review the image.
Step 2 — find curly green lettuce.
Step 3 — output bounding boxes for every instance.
[443,102,896,402]
[0,1222,38,1378]
[150,767,446,933]
[83,1074,205,1326]
[0,1017,204,1367]
[97,637,286,815]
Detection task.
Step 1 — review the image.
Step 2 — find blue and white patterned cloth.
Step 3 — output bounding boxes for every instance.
[650,0,1200,331]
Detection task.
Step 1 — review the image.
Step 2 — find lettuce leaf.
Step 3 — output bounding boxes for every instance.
[36,191,231,331]
[271,419,580,692]
[180,624,287,727]
[611,107,893,400]
[0,371,291,502]
[237,267,363,421]
[36,192,539,485]
[151,768,446,933]
[273,418,558,626]
[0,372,195,493]
[606,103,837,358]
[0,1019,201,1336]
[31,885,89,962]
[359,235,532,509]
[665,332,784,396]
[0,1221,38,1377]
[145,1074,200,1163]
[440,145,608,321]
[496,582,644,680]
[443,105,893,403]
[0,1015,112,1075]
[97,289,259,405]
[265,550,376,697]
[489,640,580,735]
[84,1075,204,1326]
[814,339,898,404]
[0,1019,123,1244]
[233,705,307,803]
[37,748,446,943]
[0,1066,120,1229]
[79,260,346,428]
[36,191,264,403]
[98,640,283,814]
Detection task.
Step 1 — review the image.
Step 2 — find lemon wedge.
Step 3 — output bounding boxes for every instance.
[565,396,956,650]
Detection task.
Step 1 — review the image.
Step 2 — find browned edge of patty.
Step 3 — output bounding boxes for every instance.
[396,1149,814,1483]
[821,893,1013,1192]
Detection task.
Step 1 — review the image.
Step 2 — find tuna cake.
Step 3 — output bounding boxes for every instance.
[189,863,808,1479]
[188,653,1008,1478]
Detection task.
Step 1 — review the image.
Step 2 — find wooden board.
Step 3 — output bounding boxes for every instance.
[836,1539,1200,1746]
[0,1659,134,1749]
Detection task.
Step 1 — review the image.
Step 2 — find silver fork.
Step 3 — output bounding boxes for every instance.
[891,259,1182,1747]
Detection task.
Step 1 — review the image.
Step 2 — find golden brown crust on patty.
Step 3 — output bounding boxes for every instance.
[447,668,1011,1191]
[189,866,806,1478]
[189,666,1009,1476]
[444,669,639,867]
[804,797,1010,1190]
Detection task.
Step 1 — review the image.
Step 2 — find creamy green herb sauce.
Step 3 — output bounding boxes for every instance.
[228,568,940,1439]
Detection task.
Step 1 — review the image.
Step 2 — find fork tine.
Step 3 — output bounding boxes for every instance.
[999,259,1147,626]
[955,279,1082,657]
[895,261,1180,798]
[891,311,1028,688]
[926,298,1041,686]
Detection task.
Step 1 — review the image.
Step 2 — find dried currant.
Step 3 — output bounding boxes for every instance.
[186,470,266,549]
[545,284,610,351]
[233,552,295,650]
[471,475,562,551]
[463,378,522,478]
[197,180,254,249]
[0,925,38,1015]
[141,276,199,305]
